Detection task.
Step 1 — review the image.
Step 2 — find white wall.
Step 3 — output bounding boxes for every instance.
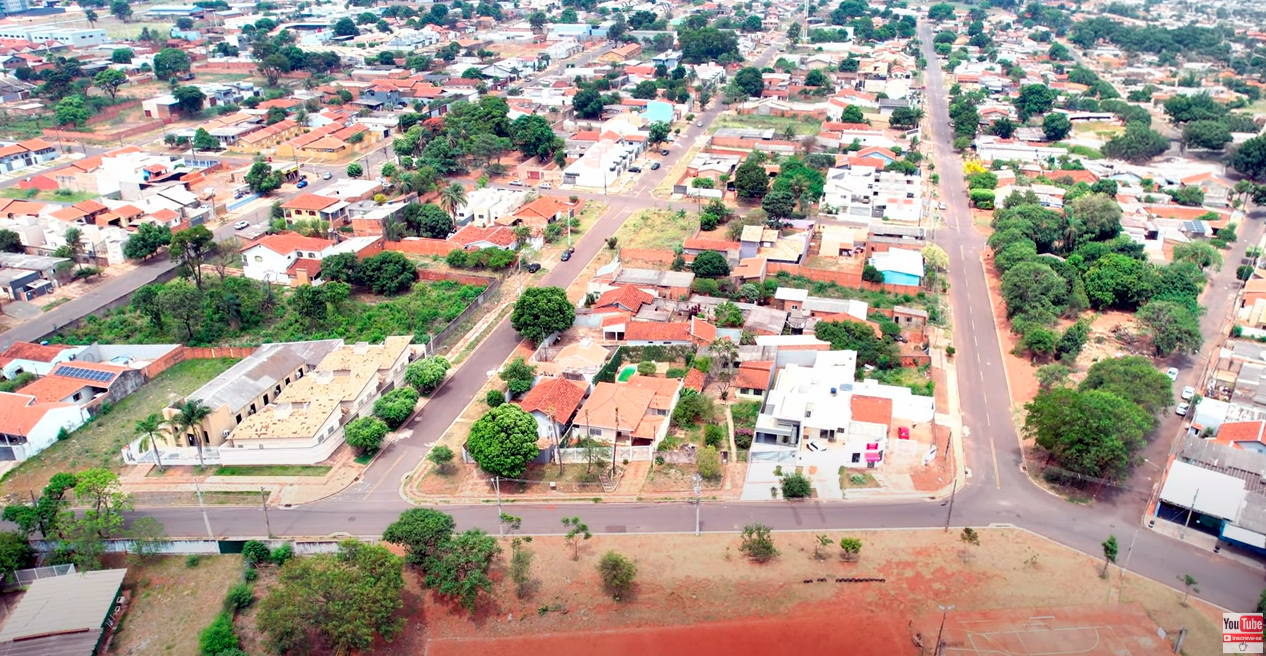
[22,405,91,462]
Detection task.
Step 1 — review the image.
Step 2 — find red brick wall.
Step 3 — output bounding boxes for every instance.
[709,136,802,150]
[140,345,256,379]
[384,238,452,257]
[417,270,496,287]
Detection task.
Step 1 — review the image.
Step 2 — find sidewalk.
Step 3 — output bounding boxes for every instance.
[121,446,365,506]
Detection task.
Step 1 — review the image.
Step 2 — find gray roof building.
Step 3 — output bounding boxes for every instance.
[0,568,126,656]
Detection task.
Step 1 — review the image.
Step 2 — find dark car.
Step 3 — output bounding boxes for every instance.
[628,166,642,173]
[526,263,541,273]
[650,162,661,170]
[660,149,670,156]
[560,251,571,262]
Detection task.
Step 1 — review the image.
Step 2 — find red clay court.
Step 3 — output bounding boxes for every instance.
[423,611,916,656]
[939,604,1171,656]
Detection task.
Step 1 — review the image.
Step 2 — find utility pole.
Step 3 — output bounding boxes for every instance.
[934,604,954,656]
[693,473,702,536]
[612,405,620,477]
[260,486,272,538]
[493,476,503,537]
[1181,489,1198,540]
[942,479,957,533]
[193,480,214,540]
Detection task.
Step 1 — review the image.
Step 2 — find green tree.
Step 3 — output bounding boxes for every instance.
[192,127,219,152]
[153,48,191,79]
[1078,356,1173,414]
[134,413,167,472]
[333,16,360,37]
[373,387,419,429]
[166,397,211,465]
[1136,300,1203,356]
[158,280,204,342]
[355,251,416,295]
[93,68,127,101]
[691,250,730,278]
[511,286,575,345]
[244,161,282,195]
[647,121,671,146]
[1177,574,1199,607]
[815,320,897,370]
[1042,111,1071,141]
[1023,387,1151,480]
[1102,123,1169,163]
[839,537,862,561]
[382,508,455,568]
[1171,241,1222,271]
[1083,253,1155,310]
[733,154,769,199]
[198,612,238,655]
[55,95,90,127]
[780,471,812,498]
[426,529,501,612]
[1014,84,1056,121]
[405,356,450,395]
[739,523,778,562]
[0,532,32,584]
[428,444,455,473]
[1183,119,1232,150]
[122,223,171,260]
[499,356,537,398]
[318,251,359,284]
[0,229,19,253]
[410,203,455,239]
[169,225,215,289]
[733,66,764,97]
[761,189,796,221]
[257,540,404,655]
[562,516,591,560]
[1231,135,1266,181]
[109,0,132,21]
[573,87,604,119]
[111,48,133,63]
[597,551,637,600]
[347,162,364,178]
[959,527,980,562]
[465,403,540,478]
[344,416,389,454]
[438,181,467,221]
[1101,534,1118,578]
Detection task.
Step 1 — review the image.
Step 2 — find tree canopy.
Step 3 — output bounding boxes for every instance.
[1024,387,1152,481]
[465,403,540,478]
[1078,356,1173,414]
[511,286,575,345]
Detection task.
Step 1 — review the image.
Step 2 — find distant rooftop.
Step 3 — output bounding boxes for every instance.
[186,340,342,412]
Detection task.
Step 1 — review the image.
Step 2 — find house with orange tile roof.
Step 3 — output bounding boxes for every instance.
[0,342,85,379]
[625,321,693,346]
[683,367,705,393]
[239,233,382,286]
[449,225,519,250]
[0,391,91,462]
[0,138,57,174]
[593,285,654,314]
[734,360,774,400]
[16,361,141,413]
[281,193,348,223]
[518,376,588,439]
[574,374,683,446]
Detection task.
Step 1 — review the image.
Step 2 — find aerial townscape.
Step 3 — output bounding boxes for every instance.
[0,0,1264,653]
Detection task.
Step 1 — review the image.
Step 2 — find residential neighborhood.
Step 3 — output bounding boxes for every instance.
[0,0,1260,653]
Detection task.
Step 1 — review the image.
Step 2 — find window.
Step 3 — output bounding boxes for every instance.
[250,403,256,413]
[851,453,861,464]
[254,255,263,262]
[275,385,282,394]
[72,392,81,401]
[263,394,269,404]
[588,427,603,437]
[285,377,291,384]
[236,414,242,423]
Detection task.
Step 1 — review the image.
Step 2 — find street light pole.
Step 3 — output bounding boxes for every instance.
[943,479,956,533]
[260,486,272,537]
[934,604,955,656]
[693,473,702,536]
[493,476,503,537]
[193,480,214,540]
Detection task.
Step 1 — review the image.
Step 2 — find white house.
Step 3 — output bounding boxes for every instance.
[821,166,922,223]
[0,392,92,462]
[562,139,639,189]
[0,342,85,379]
[454,187,529,227]
[240,233,336,284]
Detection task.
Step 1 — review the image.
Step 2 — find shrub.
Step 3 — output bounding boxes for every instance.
[198,612,239,656]
[186,554,201,568]
[781,472,812,498]
[597,551,638,600]
[739,523,778,563]
[665,367,688,378]
[485,389,505,407]
[428,444,456,473]
[704,424,726,448]
[241,540,271,566]
[224,582,254,612]
[271,542,294,566]
[696,445,722,480]
[344,416,390,454]
[839,537,862,561]
[243,568,258,582]
[734,428,754,450]
[373,387,419,429]
[636,360,656,376]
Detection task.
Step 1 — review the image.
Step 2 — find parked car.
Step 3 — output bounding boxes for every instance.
[296,179,308,188]
[322,171,332,180]
[1176,402,1190,416]
[938,202,947,211]
[1181,386,1195,400]
[696,121,703,127]
[526,263,541,273]
[539,182,552,190]
[1166,367,1179,381]
[898,427,910,440]
[650,162,661,170]
[233,220,250,230]
[628,166,642,173]
[560,250,571,262]
[660,149,670,156]
[509,179,524,186]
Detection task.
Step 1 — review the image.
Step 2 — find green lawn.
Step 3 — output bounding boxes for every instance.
[0,358,239,497]
[213,465,331,477]
[1,188,102,204]
[713,113,823,137]
[730,400,761,430]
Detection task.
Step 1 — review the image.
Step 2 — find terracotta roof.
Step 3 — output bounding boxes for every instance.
[851,394,893,426]
[282,193,340,211]
[1,342,72,363]
[450,225,517,248]
[0,392,73,436]
[594,285,653,312]
[73,199,107,214]
[735,360,773,391]
[0,144,25,158]
[518,376,587,423]
[286,258,322,279]
[1040,169,1099,184]
[683,367,705,392]
[17,138,53,151]
[690,317,717,342]
[49,207,87,221]
[624,321,691,342]
[0,199,45,217]
[513,195,573,223]
[242,233,334,255]
[16,375,93,403]
[1215,420,1266,447]
[152,208,179,221]
[578,375,679,435]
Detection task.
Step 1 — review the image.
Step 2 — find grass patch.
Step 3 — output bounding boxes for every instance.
[40,298,70,312]
[731,400,761,430]
[354,450,377,465]
[866,366,935,397]
[0,116,51,140]
[212,465,331,477]
[615,208,697,250]
[0,188,101,204]
[0,358,238,498]
[713,113,823,137]
[1054,143,1104,160]
[839,468,881,489]
[109,554,243,656]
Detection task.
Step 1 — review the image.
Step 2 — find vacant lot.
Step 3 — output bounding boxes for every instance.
[615,209,698,250]
[713,113,823,137]
[110,554,243,656]
[0,358,237,500]
[0,188,100,203]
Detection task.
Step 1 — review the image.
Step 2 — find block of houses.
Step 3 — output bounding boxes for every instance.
[591,259,695,298]
[0,253,70,301]
[518,375,587,439]
[452,187,528,227]
[574,374,682,447]
[533,337,610,386]
[15,360,145,415]
[0,138,57,174]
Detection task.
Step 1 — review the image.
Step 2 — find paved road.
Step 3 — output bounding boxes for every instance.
[105,34,1266,612]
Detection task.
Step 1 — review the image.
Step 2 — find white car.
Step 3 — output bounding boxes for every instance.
[1181,386,1195,400]
[938,202,947,211]
[1175,402,1190,416]
[1165,367,1179,381]
[322,172,332,180]
[233,220,250,230]
[539,182,552,190]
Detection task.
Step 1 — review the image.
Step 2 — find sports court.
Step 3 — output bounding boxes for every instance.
[939,604,1171,656]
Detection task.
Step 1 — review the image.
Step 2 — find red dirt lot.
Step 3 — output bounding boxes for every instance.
[424,611,913,656]
[940,604,1169,656]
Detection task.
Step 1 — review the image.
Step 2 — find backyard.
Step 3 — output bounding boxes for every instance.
[0,358,238,500]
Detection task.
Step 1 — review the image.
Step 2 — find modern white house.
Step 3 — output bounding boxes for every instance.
[821,166,922,223]
[453,187,529,227]
[562,139,639,190]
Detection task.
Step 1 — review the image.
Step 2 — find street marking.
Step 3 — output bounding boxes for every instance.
[990,438,1002,489]
[365,452,407,496]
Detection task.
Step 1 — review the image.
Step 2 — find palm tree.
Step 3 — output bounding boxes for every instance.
[169,398,212,468]
[438,182,467,222]
[709,337,740,399]
[84,9,97,27]
[63,227,84,271]
[135,413,166,472]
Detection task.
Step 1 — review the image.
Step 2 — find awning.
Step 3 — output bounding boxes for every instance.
[865,452,882,463]
[1223,523,1266,549]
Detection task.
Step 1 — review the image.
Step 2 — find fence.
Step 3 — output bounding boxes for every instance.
[557,445,654,463]
[428,276,501,354]
[749,449,797,463]
[2,564,75,592]
[121,444,221,466]
[29,538,350,554]
[140,345,256,380]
